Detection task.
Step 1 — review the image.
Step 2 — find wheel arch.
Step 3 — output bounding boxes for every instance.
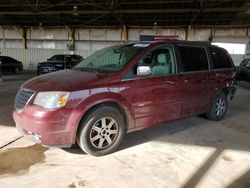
[206,89,228,121]
[77,101,129,132]
[69,93,134,144]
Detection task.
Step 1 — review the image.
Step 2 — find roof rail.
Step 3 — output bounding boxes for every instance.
[157,39,212,44]
[156,38,179,42]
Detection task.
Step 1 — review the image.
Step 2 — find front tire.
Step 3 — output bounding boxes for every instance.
[207,92,228,121]
[77,106,125,156]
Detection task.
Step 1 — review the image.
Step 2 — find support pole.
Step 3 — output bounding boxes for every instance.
[0,60,2,82]
[13,25,27,48]
[123,25,128,43]
[23,27,27,49]
[208,27,214,42]
[71,27,75,52]
[65,26,76,52]
[186,25,191,41]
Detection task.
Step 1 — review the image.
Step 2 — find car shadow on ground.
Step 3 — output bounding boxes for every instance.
[120,117,207,150]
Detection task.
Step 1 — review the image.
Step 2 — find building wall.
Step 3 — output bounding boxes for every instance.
[0,48,97,70]
[0,26,249,69]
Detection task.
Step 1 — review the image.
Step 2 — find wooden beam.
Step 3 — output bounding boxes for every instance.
[0,7,249,15]
[71,27,75,51]
[186,25,192,41]
[65,26,75,51]
[12,25,23,37]
[123,25,128,42]
[23,27,27,49]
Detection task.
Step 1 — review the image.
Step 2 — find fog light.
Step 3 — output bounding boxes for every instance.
[32,133,41,141]
[22,129,42,142]
[26,130,41,141]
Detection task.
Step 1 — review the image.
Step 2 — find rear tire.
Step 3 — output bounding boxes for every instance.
[14,67,20,74]
[77,106,125,156]
[206,92,228,121]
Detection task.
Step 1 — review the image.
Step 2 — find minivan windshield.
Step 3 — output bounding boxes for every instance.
[73,44,146,73]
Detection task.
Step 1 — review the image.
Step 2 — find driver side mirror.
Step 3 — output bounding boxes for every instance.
[137,65,152,76]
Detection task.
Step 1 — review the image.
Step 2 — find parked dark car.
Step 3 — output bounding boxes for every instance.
[0,56,23,74]
[13,40,236,156]
[37,54,84,75]
[237,58,250,82]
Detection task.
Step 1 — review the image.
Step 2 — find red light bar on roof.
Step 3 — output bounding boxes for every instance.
[140,35,179,41]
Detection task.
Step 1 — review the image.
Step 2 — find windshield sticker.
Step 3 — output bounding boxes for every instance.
[133,43,150,47]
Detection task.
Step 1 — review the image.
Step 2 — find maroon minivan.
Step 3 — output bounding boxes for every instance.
[13,40,236,156]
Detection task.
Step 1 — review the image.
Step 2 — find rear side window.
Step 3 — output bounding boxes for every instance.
[5,57,13,63]
[241,59,250,68]
[210,46,232,69]
[178,45,209,72]
[50,55,64,61]
[7,57,16,62]
[246,59,250,67]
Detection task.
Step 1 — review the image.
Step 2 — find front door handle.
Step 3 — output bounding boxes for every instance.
[165,80,175,84]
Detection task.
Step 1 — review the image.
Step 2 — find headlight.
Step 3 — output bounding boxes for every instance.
[33,91,70,109]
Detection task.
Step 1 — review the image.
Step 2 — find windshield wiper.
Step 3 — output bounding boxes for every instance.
[73,67,116,73]
[95,68,117,73]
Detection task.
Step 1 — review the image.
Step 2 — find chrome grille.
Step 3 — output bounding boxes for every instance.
[15,88,34,111]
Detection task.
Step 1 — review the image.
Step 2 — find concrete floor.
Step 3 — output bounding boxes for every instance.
[0,73,250,188]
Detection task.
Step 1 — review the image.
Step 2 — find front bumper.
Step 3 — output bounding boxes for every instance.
[37,66,64,75]
[37,69,59,75]
[13,108,74,148]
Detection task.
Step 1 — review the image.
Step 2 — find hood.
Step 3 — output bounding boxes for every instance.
[22,69,114,91]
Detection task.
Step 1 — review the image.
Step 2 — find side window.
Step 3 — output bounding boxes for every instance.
[74,55,80,61]
[65,56,71,62]
[4,57,12,64]
[56,55,65,61]
[9,57,16,63]
[71,56,80,66]
[122,46,176,79]
[79,56,84,61]
[245,60,250,68]
[240,59,246,66]
[210,46,233,69]
[178,45,209,72]
[242,59,250,68]
[139,47,176,76]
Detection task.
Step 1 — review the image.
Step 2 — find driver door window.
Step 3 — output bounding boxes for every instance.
[136,47,176,77]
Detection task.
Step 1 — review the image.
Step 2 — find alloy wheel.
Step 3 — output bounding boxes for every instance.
[89,117,118,149]
[215,98,226,117]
